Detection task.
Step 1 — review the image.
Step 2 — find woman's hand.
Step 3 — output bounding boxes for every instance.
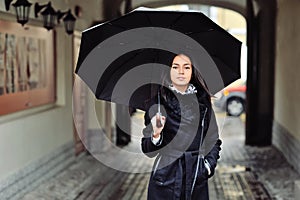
[151,113,166,138]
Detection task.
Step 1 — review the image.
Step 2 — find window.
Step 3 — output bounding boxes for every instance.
[0,20,55,115]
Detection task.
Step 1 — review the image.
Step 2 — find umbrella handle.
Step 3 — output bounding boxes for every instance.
[156,112,163,128]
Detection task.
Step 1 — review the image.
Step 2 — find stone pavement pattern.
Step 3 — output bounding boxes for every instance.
[213,116,300,200]
[19,111,300,200]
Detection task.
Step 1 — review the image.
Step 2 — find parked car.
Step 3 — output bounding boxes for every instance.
[213,81,246,116]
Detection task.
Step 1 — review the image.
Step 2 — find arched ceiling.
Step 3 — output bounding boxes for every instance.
[131,0,246,17]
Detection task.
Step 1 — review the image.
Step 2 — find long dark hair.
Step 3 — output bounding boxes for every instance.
[191,65,212,96]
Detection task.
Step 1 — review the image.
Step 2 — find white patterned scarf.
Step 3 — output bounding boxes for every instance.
[168,84,197,95]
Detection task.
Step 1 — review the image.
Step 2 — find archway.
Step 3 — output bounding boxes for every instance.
[105,0,277,147]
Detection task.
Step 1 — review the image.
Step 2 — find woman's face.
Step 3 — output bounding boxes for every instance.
[170,54,192,92]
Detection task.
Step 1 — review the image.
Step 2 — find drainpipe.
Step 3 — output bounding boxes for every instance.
[102,0,123,20]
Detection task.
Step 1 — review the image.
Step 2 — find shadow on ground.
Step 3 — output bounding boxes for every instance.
[20,111,299,200]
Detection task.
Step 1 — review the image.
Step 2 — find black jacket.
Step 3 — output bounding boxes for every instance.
[141,87,222,200]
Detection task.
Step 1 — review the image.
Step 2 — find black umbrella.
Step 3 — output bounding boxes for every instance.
[75,7,242,111]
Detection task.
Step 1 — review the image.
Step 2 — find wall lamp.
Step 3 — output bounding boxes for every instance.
[5,0,76,34]
[57,9,76,35]
[34,2,57,30]
[5,0,32,26]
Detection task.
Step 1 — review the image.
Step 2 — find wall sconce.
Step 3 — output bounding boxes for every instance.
[5,0,32,26]
[34,2,57,30]
[74,5,82,18]
[57,9,76,35]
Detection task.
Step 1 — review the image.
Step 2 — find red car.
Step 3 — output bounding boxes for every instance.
[213,81,246,116]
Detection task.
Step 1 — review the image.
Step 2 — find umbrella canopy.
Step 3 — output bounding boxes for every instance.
[75,7,242,111]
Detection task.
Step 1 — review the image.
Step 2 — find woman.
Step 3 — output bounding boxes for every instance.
[141,54,222,200]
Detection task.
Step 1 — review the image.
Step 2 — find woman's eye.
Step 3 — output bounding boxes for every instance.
[172,66,178,69]
[185,66,191,70]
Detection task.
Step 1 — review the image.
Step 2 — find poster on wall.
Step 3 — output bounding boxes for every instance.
[0,20,55,115]
[0,34,48,95]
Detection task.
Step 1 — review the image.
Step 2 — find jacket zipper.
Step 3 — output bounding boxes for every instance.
[191,107,208,195]
[153,154,162,176]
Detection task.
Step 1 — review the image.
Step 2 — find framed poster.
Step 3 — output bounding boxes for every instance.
[0,20,55,115]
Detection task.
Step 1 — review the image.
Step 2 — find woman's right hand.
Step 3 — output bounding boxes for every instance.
[151,113,166,138]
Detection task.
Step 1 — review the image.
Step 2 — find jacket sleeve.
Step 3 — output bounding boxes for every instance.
[141,109,163,158]
[205,139,222,178]
[204,108,222,178]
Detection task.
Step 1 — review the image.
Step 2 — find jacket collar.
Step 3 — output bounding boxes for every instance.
[168,84,197,95]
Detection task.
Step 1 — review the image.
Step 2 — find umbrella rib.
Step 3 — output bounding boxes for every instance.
[168,13,185,29]
[145,13,154,26]
[107,22,131,31]
[98,49,146,94]
[144,13,184,28]
[118,49,145,69]
[185,29,215,35]
[212,55,240,79]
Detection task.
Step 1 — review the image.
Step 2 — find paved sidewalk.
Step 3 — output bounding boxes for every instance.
[19,111,300,200]
[209,114,300,200]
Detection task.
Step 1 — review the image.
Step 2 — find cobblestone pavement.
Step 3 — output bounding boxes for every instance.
[19,111,300,200]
